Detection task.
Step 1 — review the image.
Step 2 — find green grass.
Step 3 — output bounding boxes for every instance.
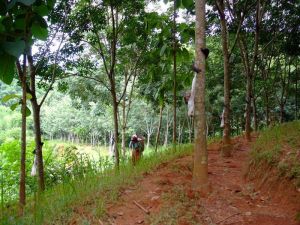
[250,121,300,187]
[1,144,193,225]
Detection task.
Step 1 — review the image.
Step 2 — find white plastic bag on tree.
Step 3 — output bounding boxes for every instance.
[31,154,38,176]
[220,108,225,128]
[188,75,196,116]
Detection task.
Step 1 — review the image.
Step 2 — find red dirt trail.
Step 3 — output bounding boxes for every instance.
[90,137,300,224]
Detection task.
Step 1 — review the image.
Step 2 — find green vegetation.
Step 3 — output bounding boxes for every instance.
[0,0,299,222]
[1,144,193,225]
[250,121,300,187]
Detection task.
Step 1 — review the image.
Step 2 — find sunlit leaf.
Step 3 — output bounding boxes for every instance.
[25,106,31,117]
[1,94,19,103]
[10,102,19,111]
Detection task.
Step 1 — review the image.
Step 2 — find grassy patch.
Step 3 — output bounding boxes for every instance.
[1,144,193,225]
[249,121,300,187]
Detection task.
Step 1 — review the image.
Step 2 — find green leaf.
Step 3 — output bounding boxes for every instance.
[2,40,26,58]
[31,23,48,40]
[10,102,19,111]
[182,0,193,8]
[17,0,36,6]
[26,93,32,100]
[1,94,19,103]
[26,106,31,117]
[176,0,182,8]
[33,5,49,16]
[15,18,26,30]
[0,23,4,32]
[160,43,168,56]
[0,53,15,84]
[163,0,169,3]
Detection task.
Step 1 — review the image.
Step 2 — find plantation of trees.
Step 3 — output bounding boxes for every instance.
[0,0,299,224]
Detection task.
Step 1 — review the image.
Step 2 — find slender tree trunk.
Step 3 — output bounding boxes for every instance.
[217,0,231,157]
[253,97,258,131]
[155,105,164,152]
[28,54,45,191]
[172,0,177,147]
[187,115,192,143]
[192,0,209,192]
[121,97,126,157]
[280,103,285,123]
[111,87,119,169]
[17,57,27,211]
[296,62,298,119]
[164,108,169,147]
[245,74,252,140]
[31,102,45,191]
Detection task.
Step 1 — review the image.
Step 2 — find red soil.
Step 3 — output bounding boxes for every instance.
[71,136,300,225]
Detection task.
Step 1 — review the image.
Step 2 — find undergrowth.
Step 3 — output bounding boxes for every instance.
[250,121,300,187]
[1,144,193,225]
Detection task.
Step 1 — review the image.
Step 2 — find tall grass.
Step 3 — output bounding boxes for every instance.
[250,121,300,187]
[1,144,193,225]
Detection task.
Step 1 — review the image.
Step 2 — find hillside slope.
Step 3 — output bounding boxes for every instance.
[68,133,300,225]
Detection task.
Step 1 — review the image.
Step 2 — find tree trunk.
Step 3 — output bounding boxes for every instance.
[172,0,177,147]
[296,64,298,119]
[121,97,126,157]
[192,0,209,192]
[155,105,164,152]
[31,100,45,191]
[17,58,27,212]
[280,103,285,123]
[245,74,252,140]
[187,115,192,143]
[164,108,169,147]
[217,0,231,157]
[253,97,258,131]
[28,54,45,191]
[111,87,119,169]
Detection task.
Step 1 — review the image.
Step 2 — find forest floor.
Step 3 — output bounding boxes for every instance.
[71,136,300,225]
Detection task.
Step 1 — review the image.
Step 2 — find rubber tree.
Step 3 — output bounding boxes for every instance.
[192,0,209,192]
[0,0,55,209]
[67,0,146,169]
[237,0,266,141]
[214,0,246,156]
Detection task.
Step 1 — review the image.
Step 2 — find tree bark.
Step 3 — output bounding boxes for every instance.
[172,0,177,147]
[238,0,265,141]
[217,0,231,157]
[16,57,27,211]
[31,101,45,191]
[164,108,169,147]
[28,54,45,191]
[111,85,119,169]
[192,0,209,192]
[121,97,126,157]
[155,105,164,152]
[253,96,258,131]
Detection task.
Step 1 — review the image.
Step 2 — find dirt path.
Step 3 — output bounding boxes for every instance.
[106,137,300,225]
